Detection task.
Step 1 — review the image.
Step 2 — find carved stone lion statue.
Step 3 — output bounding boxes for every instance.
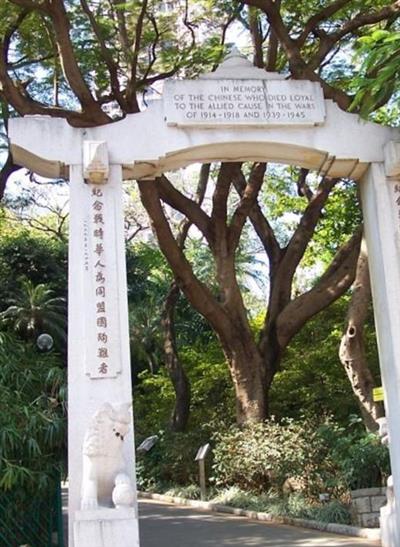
[80,402,135,510]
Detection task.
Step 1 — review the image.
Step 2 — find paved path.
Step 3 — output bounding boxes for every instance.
[139,500,380,547]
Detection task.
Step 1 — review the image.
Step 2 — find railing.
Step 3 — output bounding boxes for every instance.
[0,481,64,547]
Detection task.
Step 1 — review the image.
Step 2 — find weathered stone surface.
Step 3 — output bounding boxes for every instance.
[360,512,380,528]
[164,79,325,127]
[362,163,400,545]
[81,403,134,510]
[351,487,385,498]
[74,508,138,547]
[68,164,139,547]
[352,496,371,514]
[371,495,387,513]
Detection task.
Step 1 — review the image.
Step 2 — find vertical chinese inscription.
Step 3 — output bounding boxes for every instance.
[82,181,121,380]
[83,220,89,271]
[91,186,110,377]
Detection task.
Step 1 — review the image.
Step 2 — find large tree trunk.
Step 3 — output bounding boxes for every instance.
[221,325,268,423]
[162,281,191,432]
[160,164,209,431]
[339,236,383,432]
[139,168,361,425]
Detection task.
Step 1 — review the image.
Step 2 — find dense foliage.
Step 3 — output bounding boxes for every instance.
[269,297,380,422]
[211,419,389,497]
[136,414,390,515]
[0,334,65,493]
[133,296,380,431]
[0,229,68,309]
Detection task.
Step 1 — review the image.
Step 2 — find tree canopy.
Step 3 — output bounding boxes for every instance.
[1,0,398,426]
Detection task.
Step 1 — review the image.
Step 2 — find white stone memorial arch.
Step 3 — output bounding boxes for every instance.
[8,51,400,547]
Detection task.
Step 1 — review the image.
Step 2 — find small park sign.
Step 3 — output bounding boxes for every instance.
[373,386,384,402]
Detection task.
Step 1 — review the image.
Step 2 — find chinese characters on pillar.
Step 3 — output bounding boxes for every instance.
[83,182,121,379]
[91,187,110,377]
[83,220,89,272]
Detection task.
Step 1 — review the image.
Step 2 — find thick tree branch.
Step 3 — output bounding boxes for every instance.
[210,163,239,258]
[157,174,213,246]
[295,0,352,48]
[296,168,313,201]
[162,281,191,432]
[138,180,228,335]
[141,12,161,82]
[3,8,29,54]
[80,0,126,111]
[305,4,400,71]
[176,163,210,248]
[0,12,76,123]
[217,6,244,67]
[131,0,148,78]
[339,236,383,432]
[249,7,264,68]
[8,0,49,11]
[47,0,110,123]
[0,152,20,200]
[241,0,353,109]
[1,4,111,126]
[232,165,281,266]
[277,225,362,346]
[281,176,338,282]
[139,68,179,88]
[228,162,266,253]
[242,0,303,68]
[161,164,210,432]
[126,0,148,112]
[332,3,400,44]
[266,0,280,71]
[183,0,196,51]
[110,0,131,54]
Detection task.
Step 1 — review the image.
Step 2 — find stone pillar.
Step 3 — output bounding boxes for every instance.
[68,148,139,546]
[360,161,400,547]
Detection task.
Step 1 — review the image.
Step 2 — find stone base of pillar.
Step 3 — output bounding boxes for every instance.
[73,508,139,547]
[381,503,399,547]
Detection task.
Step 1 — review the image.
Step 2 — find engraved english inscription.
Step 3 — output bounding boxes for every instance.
[164,79,325,127]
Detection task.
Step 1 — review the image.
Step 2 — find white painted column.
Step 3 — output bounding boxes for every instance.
[361,162,400,547]
[68,159,139,546]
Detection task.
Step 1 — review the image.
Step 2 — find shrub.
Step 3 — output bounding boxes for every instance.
[133,342,235,438]
[210,487,351,525]
[136,428,209,489]
[211,418,390,499]
[0,334,66,493]
[163,484,202,500]
[312,500,352,525]
[211,419,316,494]
[332,430,390,490]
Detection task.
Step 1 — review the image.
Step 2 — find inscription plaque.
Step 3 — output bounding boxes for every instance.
[164,79,325,127]
[79,176,124,379]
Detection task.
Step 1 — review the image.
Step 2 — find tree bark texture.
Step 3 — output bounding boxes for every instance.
[139,165,361,424]
[160,164,210,432]
[339,236,383,432]
[161,281,191,432]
